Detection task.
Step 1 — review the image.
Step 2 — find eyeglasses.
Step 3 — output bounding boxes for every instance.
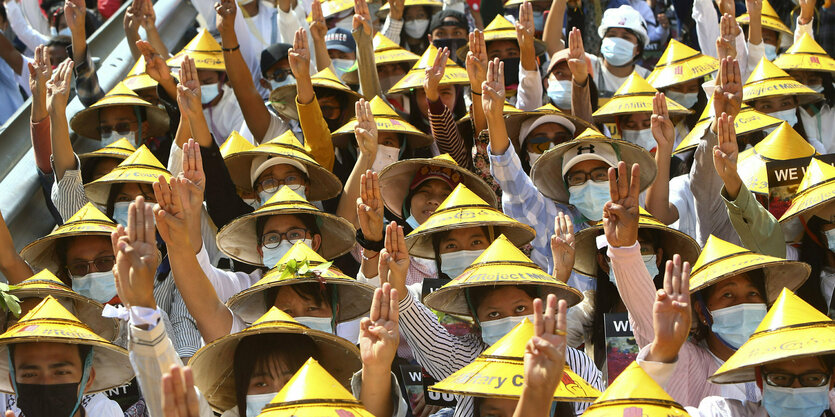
[268,68,292,82]
[256,175,305,194]
[260,228,309,249]
[66,256,116,277]
[565,166,609,187]
[97,122,136,136]
[762,371,830,388]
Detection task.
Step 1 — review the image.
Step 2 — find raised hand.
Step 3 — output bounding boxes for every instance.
[566,27,587,84]
[64,0,86,36]
[355,99,378,161]
[647,255,692,363]
[603,162,640,248]
[716,13,738,60]
[424,47,449,102]
[46,59,74,115]
[745,0,762,20]
[515,1,536,49]
[124,0,142,36]
[309,0,328,42]
[111,196,158,309]
[176,56,202,116]
[717,0,734,16]
[712,112,742,199]
[181,139,206,193]
[152,176,190,250]
[357,171,384,241]
[650,92,675,154]
[359,283,400,373]
[466,30,488,92]
[550,212,575,283]
[481,58,506,122]
[215,0,237,37]
[799,0,815,25]
[523,294,567,400]
[137,41,173,84]
[288,28,311,79]
[379,221,409,301]
[161,366,202,417]
[712,57,742,123]
[353,0,373,36]
[138,0,157,31]
[29,45,52,115]
[388,0,405,21]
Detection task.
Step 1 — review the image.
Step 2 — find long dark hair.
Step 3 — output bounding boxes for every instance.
[691,269,768,341]
[796,216,829,313]
[105,182,155,218]
[431,226,492,278]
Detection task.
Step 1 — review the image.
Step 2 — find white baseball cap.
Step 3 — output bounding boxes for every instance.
[561,142,618,177]
[251,156,310,187]
[598,5,650,48]
[519,114,577,145]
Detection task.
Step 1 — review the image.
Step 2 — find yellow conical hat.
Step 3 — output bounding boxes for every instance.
[779,158,835,222]
[575,128,609,141]
[582,362,688,416]
[737,122,818,195]
[743,58,823,105]
[219,131,257,195]
[710,288,835,384]
[270,67,361,121]
[646,39,719,89]
[377,0,442,17]
[673,102,782,155]
[342,33,420,84]
[216,186,356,265]
[70,82,170,139]
[423,235,583,315]
[332,96,434,148]
[20,203,118,273]
[123,56,158,92]
[84,145,172,205]
[257,358,374,417]
[220,131,256,158]
[79,137,137,164]
[167,28,225,71]
[388,45,470,94]
[0,296,133,393]
[379,154,498,218]
[226,241,374,323]
[689,235,810,303]
[455,15,546,62]
[189,307,362,412]
[405,184,535,258]
[3,270,119,342]
[572,207,700,277]
[456,102,528,140]
[592,72,692,122]
[736,0,792,36]
[430,318,600,401]
[315,0,353,19]
[774,33,835,74]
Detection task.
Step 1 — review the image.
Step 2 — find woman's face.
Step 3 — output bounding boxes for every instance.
[438,227,490,255]
[474,287,534,323]
[273,286,333,318]
[415,86,457,118]
[762,28,779,48]
[789,70,824,89]
[752,95,797,114]
[703,273,764,312]
[246,355,295,395]
[256,214,322,256]
[620,112,652,131]
[408,179,453,224]
[115,183,156,203]
[478,398,518,417]
[486,40,520,61]
[665,78,701,94]
[378,131,401,148]
[548,61,572,83]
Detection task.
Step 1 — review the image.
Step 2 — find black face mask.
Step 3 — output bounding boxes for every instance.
[501,57,521,89]
[432,38,468,65]
[16,382,82,417]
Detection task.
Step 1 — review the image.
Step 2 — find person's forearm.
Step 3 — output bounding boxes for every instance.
[71,30,87,67]
[571,76,592,124]
[312,38,331,72]
[336,153,372,228]
[126,30,142,61]
[360,250,380,278]
[0,33,23,75]
[747,12,762,46]
[645,151,679,225]
[519,42,537,72]
[49,104,75,181]
[0,232,33,285]
[184,108,213,148]
[353,28,382,99]
[5,0,50,53]
[486,112,510,155]
[296,71,315,105]
[429,99,471,169]
[543,0,567,55]
[472,95,487,133]
[360,367,394,417]
[145,26,170,59]
[30,116,52,173]
[221,30,273,142]
[175,110,191,147]
[167,248,234,343]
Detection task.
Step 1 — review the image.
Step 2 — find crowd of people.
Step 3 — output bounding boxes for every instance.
[0,0,834,415]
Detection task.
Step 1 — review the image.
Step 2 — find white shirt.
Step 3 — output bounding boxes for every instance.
[203,85,247,146]
[669,174,697,239]
[588,54,650,98]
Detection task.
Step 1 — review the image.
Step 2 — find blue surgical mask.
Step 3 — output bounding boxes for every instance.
[601,37,636,67]
[762,384,829,417]
[568,180,610,222]
[440,249,482,278]
[710,303,767,349]
[825,229,835,252]
[532,11,545,32]
[72,271,118,304]
[809,84,824,93]
[245,392,276,417]
[480,315,532,345]
[269,75,295,90]
[406,214,421,229]
[112,202,132,227]
[665,90,699,109]
[296,316,334,334]
[200,83,221,104]
[621,128,657,152]
[764,43,778,61]
[642,254,659,278]
[547,79,572,109]
[261,238,312,268]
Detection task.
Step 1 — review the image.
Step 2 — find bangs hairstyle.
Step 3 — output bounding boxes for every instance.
[465,285,539,323]
[692,269,768,341]
[255,214,322,245]
[264,282,335,312]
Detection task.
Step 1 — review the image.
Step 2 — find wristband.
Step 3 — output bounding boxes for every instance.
[356,228,384,252]
[222,44,240,52]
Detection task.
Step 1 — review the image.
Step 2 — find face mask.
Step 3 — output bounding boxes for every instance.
[601,37,636,67]
[112,201,132,227]
[546,79,572,109]
[296,316,334,333]
[762,384,829,417]
[768,107,798,127]
[809,84,824,93]
[332,59,355,79]
[245,392,276,416]
[244,198,260,209]
[764,43,778,61]
[481,315,532,345]
[101,130,138,147]
[501,57,521,89]
[270,75,295,91]
[404,19,429,38]
[824,228,835,252]
[527,151,544,165]
[16,382,82,417]
[665,90,698,109]
[532,11,545,32]
[568,180,611,222]
[372,145,399,173]
[405,214,421,229]
[261,238,312,268]
[621,128,657,152]
[440,249,482,278]
[432,38,468,65]
[642,254,659,278]
[201,83,221,104]
[72,271,118,304]
[50,26,72,37]
[710,303,767,349]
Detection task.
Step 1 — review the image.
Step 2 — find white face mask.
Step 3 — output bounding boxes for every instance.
[200,83,221,104]
[371,145,399,173]
[332,59,356,79]
[480,315,532,345]
[245,392,276,417]
[112,202,132,227]
[72,271,118,304]
[527,151,544,165]
[440,249,482,278]
[296,316,334,333]
[809,84,825,93]
[269,75,295,91]
[764,43,778,61]
[568,180,610,222]
[404,19,429,38]
[767,107,798,128]
[243,198,260,209]
[642,254,659,278]
[600,36,636,66]
[51,26,72,37]
[825,229,835,252]
[261,238,312,268]
[101,130,138,147]
[621,128,657,152]
[405,214,421,229]
[665,90,699,109]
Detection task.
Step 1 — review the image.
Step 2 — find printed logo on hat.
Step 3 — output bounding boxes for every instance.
[577,144,596,155]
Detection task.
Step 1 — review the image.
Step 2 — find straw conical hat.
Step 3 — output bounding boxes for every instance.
[216,186,356,265]
[70,82,170,139]
[592,72,692,122]
[189,307,361,412]
[530,136,657,204]
[456,102,529,141]
[331,96,434,148]
[582,362,688,416]
[377,0,442,17]
[84,145,172,205]
[710,288,835,384]
[314,0,354,19]
[423,235,583,315]
[405,184,535,259]
[219,131,256,193]
[504,103,595,150]
[572,207,700,277]
[224,130,342,200]
[167,29,225,71]
[574,128,609,141]
[646,39,719,89]
[779,158,835,222]
[123,56,158,92]
[736,122,817,195]
[673,102,781,155]
[257,358,373,417]
[455,15,546,62]
[270,67,361,121]
[503,0,550,7]
[736,0,792,36]
[78,137,137,164]
[378,154,498,218]
[430,318,600,401]
[226,241,374,323]
[3,270,119,342]
[743,58,823,106]
[388,45,470,94]
[774,33,835,74]
[0,296,133,393]
[689,235,810,303]
[342,34,420,84]
[20,203,118,273]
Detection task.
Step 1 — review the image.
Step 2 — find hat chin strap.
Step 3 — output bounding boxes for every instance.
[7,348,94,417]
[695,292,738,351]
